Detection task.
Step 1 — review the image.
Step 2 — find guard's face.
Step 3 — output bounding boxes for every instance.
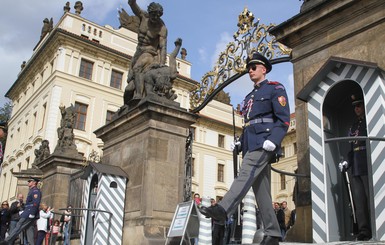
[248,63,266,84]
[354,103,365,117]
[27,180,37,188]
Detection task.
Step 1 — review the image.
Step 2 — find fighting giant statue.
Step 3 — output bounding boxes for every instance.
[123,0,181,107]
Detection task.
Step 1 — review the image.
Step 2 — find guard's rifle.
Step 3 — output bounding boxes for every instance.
[339,159,358,235]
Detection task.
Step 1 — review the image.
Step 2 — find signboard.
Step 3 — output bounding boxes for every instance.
[166,201,199,244]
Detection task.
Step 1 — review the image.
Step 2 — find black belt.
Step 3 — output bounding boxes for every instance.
[245,118,274,126]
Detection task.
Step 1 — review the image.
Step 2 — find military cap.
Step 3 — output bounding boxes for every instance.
[27,176,40,183]
[246,52,272,73]
[351,94,364,106]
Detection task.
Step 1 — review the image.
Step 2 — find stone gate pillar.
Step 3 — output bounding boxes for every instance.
[94,100,198,244]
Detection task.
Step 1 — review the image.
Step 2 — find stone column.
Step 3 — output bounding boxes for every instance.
[36,154,84,211]
[94,100,198,244]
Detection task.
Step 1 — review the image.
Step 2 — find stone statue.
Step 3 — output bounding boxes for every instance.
[118,8,140,33]
[180,48,187,60]
[54,105,78,155]
[64,2,70,13]
[123,0,168,104]
[142,38,182,100]
[40,18,53,40]
[21,61,26,70]
[74,1,84,15]
[33,140,50,166]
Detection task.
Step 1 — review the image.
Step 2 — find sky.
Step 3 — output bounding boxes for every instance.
[0,0,303,112]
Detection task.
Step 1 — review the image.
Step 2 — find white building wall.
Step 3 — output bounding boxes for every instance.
[202,154,217,199]
[45,86,62,145]
[205,130,217,147]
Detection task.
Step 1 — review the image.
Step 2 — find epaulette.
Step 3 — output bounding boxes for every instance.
[268,81,285,90]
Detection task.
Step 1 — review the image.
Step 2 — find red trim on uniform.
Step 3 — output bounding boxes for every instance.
[285,122,290,126]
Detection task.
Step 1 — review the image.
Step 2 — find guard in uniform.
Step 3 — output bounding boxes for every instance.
[340,95,371,241]
[1,177,42,245]
[200,52,290,245]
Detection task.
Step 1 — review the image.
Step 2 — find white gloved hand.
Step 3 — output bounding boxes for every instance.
[230,140,241,151]
[338,161,348,172]
[28,214,35,219]
[263,140,276,151]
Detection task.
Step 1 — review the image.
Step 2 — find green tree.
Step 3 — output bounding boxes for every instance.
[1,100,12,163]
[0,100,12,123]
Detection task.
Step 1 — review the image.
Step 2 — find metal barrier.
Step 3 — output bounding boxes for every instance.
[48,207,112,244]
[324,135,385,240]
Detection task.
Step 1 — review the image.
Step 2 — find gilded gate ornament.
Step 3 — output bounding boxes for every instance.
[190,8,292,113]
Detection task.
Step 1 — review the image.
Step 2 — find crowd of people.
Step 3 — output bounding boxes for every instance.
[273,201,296,241]
[0,177,73,245]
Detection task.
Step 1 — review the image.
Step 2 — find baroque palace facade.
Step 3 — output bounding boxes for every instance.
[0,4,297,211]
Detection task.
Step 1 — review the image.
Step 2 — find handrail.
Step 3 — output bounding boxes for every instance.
[52,207,113,244]
[324,136,385,143]
[270,166,309,178]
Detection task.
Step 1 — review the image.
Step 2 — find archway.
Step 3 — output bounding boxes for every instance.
[323,80,363,241]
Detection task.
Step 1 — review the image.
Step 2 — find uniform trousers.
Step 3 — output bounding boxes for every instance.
[219,149,281,237]
[5,218,35,245]
[351,174,371,236]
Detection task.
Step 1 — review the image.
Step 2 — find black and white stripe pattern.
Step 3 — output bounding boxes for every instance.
[80,169,127,244]
[307,62,385,242]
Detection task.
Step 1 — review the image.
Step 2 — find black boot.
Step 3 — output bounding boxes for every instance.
[199,204,227,222]
[260,235,280,245]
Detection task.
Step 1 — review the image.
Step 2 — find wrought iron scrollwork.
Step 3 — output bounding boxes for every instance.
[190,8,292,113]
[183,129,193,202]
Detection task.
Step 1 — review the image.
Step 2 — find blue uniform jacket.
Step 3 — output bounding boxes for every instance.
[20,186,41,219]
[348,116,368,176]
[240,79,290,154]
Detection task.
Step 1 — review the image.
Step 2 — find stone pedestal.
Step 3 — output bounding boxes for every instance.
[36,154,84,210]
[94,100,198,244]
[284,206,312,242]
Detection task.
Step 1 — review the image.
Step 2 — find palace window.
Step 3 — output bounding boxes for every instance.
[218,134,225,148]
[110,70,123,89]
[79,59,93,80]
[40,103,47,130]
[217,163,224,182]
[281,146,285,158]
[280,173,286,190]
[74,102,88,130]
